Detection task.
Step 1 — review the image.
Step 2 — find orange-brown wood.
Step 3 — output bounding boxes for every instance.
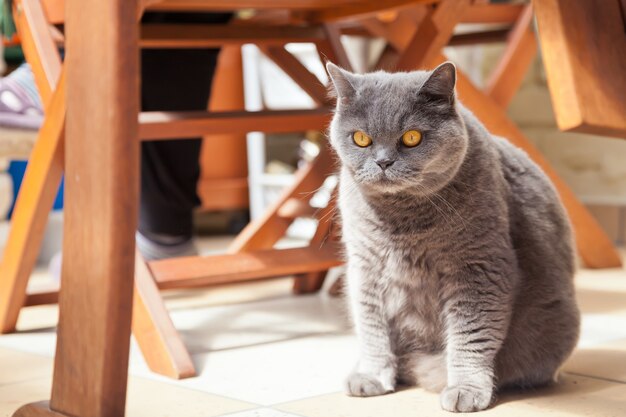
[277,198,319,220]
[319,23,353,71]
[434,53,622,269]
[460,3,524,24]
[302,0,436,23]
[227,146,335,253]
[140,24,325,48]
[533,0,626,138]
[293,188,338,294]
[150,243,343,289]
[259,45,330,105]
[0,71,65,334]
[46,0,139,415]
[13,401,67,417]
[12,0,62,105]
[484,4,537,108]
[132,253,196,379]
[198,178,249,211]
[143,0,433,12]
[360,7,428,52]
[395,0,469,72]
[199,45,249,211]
[24,284,59,306]
[40,0,64,24]
[139,108,332,139]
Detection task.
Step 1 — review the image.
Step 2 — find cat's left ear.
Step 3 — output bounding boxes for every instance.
[326,62,358,104]
[420,61,456,105]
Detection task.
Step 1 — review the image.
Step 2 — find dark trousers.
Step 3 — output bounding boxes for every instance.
[138,13,231,239]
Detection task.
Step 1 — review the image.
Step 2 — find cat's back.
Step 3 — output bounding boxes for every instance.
[489,133,575,292]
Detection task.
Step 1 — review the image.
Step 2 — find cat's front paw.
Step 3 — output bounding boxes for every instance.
[345,372,394,397]
[440,385,493,412]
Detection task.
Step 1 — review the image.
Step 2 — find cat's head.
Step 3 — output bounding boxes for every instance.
[326,62,468,196]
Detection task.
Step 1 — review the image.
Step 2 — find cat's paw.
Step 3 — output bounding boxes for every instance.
[345,372,394,397]
[440,385,493,412]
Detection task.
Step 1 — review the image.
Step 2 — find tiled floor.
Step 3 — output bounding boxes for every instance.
[0,242,625,417]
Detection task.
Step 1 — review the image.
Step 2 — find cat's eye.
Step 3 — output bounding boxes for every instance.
[353,131,372,147]
[402,130,422,147]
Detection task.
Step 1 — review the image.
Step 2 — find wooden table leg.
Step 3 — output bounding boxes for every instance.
[13,0,139,415]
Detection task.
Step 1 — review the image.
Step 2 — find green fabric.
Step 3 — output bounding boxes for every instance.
[1,0,24,62]
[0,0,17,39]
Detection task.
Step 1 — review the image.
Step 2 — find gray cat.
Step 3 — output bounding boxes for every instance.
[326,61,580,412]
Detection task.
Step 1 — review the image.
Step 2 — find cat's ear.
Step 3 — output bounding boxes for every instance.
[326,62,358,103]
[420,61,456,105]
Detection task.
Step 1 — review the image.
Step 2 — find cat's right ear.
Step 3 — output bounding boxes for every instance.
[326,62,357,104]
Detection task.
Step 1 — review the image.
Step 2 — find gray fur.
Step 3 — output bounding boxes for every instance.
[326,62,580,412]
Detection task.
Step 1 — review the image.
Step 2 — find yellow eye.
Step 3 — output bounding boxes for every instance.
[353,131,372,147]
[402,130,422,147]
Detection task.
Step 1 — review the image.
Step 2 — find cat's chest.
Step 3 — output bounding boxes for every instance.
[382,248,442,327]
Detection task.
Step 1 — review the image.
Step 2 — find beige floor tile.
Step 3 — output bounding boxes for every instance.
[0,377,50,416]
[220,408,303,417]
[0,347,53,385]
[0,370,256,417]
[565,339,626,383]
[0,368,256,417]
[575,269,626,316]
[276,373,626,417]
[126,377,255,417]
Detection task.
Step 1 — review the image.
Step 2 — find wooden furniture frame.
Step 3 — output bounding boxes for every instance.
[533,0,626,139]
[5,1,622,415]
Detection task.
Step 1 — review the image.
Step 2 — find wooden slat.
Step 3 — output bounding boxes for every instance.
[140,24,325,48]
[459,3,524,24]
[24,284,59,306]
[302,0,437,23]
[448,29,510,46]
[484,4,537,108]
[132,253,196,379]
[259,45,330,105]
[293,188,338,294]
[142,0,402,12]
[435,53,622,269]
[320,23,353,71]
[395,0,469,71]
[139,108,332,139]
[277,198,318,219]
[360,7,428,51]
[149,243,344,290]
[227,145,335,253]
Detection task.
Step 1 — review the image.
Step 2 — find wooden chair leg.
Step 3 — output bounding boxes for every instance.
[484,4,537,108]
[293,189,338,294]
[132,252,196,379]
[439,53,622,268]
[227,145,335,253]
[0,71,66,334]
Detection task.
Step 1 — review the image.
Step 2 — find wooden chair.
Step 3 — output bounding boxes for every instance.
[1,0,621,383]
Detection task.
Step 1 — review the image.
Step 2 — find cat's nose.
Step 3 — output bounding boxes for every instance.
[375,158,396,171]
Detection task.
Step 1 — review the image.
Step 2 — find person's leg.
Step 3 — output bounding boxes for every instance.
[138,12,231,259]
